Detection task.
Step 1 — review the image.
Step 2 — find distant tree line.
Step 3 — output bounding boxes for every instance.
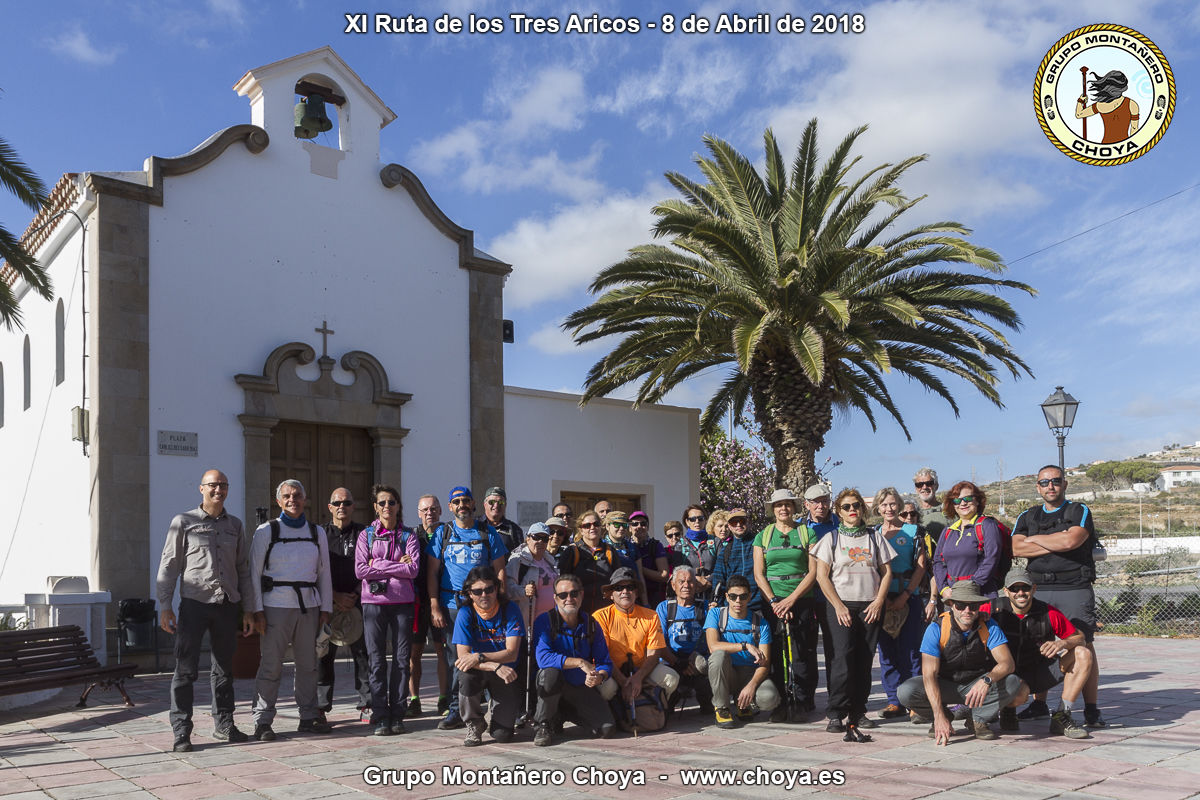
[1085,460,1160,490]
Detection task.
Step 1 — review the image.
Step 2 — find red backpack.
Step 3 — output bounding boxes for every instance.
[936,515,1012,587]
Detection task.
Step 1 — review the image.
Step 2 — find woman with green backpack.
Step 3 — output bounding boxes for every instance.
[752,488,819,723]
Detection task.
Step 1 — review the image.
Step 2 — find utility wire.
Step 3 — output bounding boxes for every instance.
[1009,181,1200,265]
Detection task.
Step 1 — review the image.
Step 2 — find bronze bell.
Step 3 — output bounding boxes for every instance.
[294,99,318,139]
[303,96,333,133]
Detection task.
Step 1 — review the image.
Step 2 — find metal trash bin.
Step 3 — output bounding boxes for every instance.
[118,598,156,648]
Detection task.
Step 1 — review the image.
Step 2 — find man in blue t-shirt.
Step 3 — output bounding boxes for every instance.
[656,566,713,714]
[704,575,778,728]
[427,485,509,730]
[451,565,524,746]
[532,574,615,746]
[898,580,1024,745]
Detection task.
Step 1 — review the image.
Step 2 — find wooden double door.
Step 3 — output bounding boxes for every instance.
[270,421,375,527]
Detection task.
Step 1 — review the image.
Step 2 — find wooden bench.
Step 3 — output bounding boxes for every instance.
[0,625,137,708]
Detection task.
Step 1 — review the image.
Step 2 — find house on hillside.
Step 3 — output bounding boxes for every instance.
[1156,464,1200,491]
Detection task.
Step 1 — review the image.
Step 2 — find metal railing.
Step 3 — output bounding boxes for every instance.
[1093,547,1200,637]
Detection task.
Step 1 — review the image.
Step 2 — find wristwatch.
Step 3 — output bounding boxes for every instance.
[980,675,992,686]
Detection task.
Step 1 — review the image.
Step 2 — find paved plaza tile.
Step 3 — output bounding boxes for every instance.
[1,636,1198,799]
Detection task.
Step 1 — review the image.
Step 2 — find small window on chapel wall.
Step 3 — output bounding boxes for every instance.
[55,299,65,386]
[293,78,345,146]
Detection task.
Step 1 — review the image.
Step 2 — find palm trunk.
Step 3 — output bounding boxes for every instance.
[749,359,833,493]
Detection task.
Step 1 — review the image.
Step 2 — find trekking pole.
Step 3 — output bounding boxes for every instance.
[525,585,536,726]
[780,616,799,721]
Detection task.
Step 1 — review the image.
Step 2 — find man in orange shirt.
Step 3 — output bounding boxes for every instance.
[593,568,680,708]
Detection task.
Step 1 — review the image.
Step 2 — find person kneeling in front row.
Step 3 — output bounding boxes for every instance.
[452,565,525,746]
[532,574,616,746]
[706,575,780,728]
[897,580,1023,743]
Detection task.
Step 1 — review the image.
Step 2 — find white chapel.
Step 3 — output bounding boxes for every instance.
[0,47,698,611]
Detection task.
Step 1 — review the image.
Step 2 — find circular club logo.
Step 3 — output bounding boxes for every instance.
[1035,24,1175,166]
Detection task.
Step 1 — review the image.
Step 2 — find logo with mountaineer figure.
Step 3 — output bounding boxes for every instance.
[1035,24,1175,166]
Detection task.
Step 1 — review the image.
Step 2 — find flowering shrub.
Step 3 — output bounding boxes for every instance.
[700,430,774,532]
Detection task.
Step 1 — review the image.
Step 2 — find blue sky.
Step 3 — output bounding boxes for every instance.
[3,0,1199,494]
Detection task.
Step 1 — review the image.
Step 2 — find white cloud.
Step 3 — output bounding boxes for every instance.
[47,26,122,66]
[206,0,247,26]
[409,65,598,200]
[488,185,664,309]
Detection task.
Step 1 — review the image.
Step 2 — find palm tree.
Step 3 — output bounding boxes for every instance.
[0,134,52,330]
[564,120,1035,490]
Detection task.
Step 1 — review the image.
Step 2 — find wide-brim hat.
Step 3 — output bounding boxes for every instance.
[602,567,639,591]
[765,488,799,513]
[804,484,832,501]
[545,516,568,530]
[527,522,550,537]
[947,580,989,605]
[328,607,364,646]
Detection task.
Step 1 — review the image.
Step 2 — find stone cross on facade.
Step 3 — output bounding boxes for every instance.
[315,320,335,357]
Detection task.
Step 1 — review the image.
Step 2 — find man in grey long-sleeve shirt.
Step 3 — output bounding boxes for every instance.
[156,469,256,753]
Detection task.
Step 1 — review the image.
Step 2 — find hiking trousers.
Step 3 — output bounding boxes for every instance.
[898,673,1024,722]
[253,606,321,725]
[823,600,881,721]
[169,598,239,736]
[535,667,615,733]
[707,648,781,712]
[317,636,370,712]
[363,602,414,723]
[460,668,520,731]
[764,597,816,708]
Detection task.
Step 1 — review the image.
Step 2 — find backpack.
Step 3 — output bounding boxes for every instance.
[569,542,617,571]
[938,609,991,648]
[717,607,762,646]
[262,519,320,612]
[630,687,668,732]
[937,515,1012,587]
[548,609,596,654]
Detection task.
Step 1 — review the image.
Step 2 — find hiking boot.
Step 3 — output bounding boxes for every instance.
[315,710,328,727]
[212,725,249,743]
[408,696,421,716]
[1084,709,1107,728]
[172,734,193,752]
[910,709,931,724]
[737,705,757,722]
[826,717,845,733]
[373,722,392,736]
[253,724,276,742]
[390,720,407,736]
[768,704,790,723]
[464,721,485,747]
[534,723,554,746]
[597,722,616,739]
[1000,706,1020,732]
[438,711,465,730]
[715,707,737,729]
[951,704,971,721]
[880,703,907,719]
[1017,699,1050,720]
[972,718,997,740]
[491,727,513,743]
[297,718,332,734]
[1050,710,1090,739]
[437,694,450,716]
[853,715,878,729]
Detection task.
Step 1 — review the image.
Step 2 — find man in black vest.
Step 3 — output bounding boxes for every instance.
[898,580,1022,744]
[985,568,1091,739]
[1011,464,1104,727]
[317,487,370,722]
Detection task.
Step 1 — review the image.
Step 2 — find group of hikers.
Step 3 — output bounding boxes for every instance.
[156,463,1105,751]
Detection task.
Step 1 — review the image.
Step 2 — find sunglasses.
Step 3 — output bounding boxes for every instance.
[665,532,681,539]
[899,511,917,518]
[686,515,705,522]
[468,585,498,596]
[1007,584,1032,594]
[948,601,981,612]
[914,481,936,489]
[726,592,749,601]
[1037,478,1064,487]
[376,499,399,507]
[630,520,647,527]
[951,496,977,506]
[581,521,601,529]
[608,521,629,529]
[330,500,353,507]
[839,502,863,511]
[728,519,747,525]
[555,589,582,600]
[202,482,229,489]
[449,498,471,506]
[529,534,550,543]
[486,499,505,506]
[549,528,568,535]
[611,584,638,593]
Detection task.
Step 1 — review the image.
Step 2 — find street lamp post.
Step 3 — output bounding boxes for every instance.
[1040,386,1080,471]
